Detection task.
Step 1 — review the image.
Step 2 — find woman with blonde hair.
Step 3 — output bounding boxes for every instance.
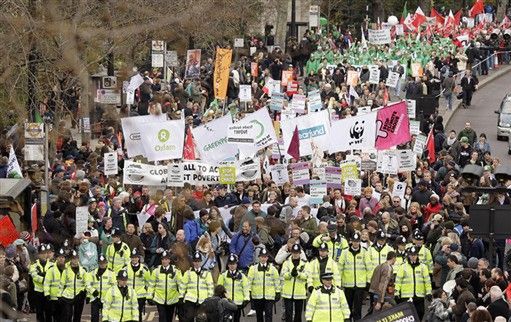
[407,202,423,228]
[196,234,218,281]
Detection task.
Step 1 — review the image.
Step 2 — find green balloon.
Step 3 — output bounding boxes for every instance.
[320,17,328,26]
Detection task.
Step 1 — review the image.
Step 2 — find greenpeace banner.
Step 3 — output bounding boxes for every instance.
[375,101,411,150]
[236,108,278,157]
[213,48,233,99]
[193,114,237,164]
[329,112,377,153]
[121,114,167,157]
[281,109,330,157]
[359,302,419,322]
[141,119,185,161]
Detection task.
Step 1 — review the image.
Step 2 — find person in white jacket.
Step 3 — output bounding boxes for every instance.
[275,238,307,265]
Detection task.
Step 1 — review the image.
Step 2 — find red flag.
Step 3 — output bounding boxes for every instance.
[430,8,445,26]
[287,125,300,160]
[183,126,196,160]
[469,0,484,18]
[426,129,436,164]
[0,216,19,247]
[453,10,462,26]
[411,7,427,28]
[31,203,38,234]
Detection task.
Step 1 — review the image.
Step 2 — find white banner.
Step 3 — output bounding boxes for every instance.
[103,152,118,176]
[369,65,381,85]
[270,164,289,186]
[236,108,278,157]
[121,114,168,157]
[368,29,391,45]
[182,162,220,184]
[344,179,362,196]
[236,157,261,182]
[141,119,185,161]
[193,114,237,164]
[329,112,377,152]
[386,71,400,88]
[392,181,407,199]
[238,84,252,102]
[397,149,417,172]
[281,109,331,157]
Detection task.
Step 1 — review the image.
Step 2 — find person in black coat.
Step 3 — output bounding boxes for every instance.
[460,70,479,107]
[487,286,510,320]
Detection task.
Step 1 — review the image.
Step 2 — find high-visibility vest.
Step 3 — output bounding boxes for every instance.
[85,268,115,301]
[29,259,53,293]
[247,263,281,300]
[394,250,407,267]
[217,270,250,305]
[280,258,308,300]
[44,264,65,300]
[305,286,351,322]
[102,285,139,322]
[338,247,370,288]
[125,264,151,299]
[306,257,341,288]
[312,234,349,261]
[365,244,395,276]
[180,269,214,304]
[105,242,130,273]
[60,265,87,299]
[148,265,181,305]
[395,260,432,298]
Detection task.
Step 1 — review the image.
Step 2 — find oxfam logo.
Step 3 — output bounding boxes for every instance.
[157,129,170,143]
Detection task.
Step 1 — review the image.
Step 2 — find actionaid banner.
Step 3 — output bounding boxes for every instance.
[329,112,377,153]
[121,114,168,157]
[192,114,237,164]
[375,101,411,150]
[235,108,278,157]
[281,109,330,158]
[141,119,185,161]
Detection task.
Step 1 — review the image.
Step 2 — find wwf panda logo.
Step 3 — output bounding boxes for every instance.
[350,121,365,139]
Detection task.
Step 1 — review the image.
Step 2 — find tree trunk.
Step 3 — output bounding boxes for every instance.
[371,0,385,23]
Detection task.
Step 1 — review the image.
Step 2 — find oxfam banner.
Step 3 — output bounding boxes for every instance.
[141,119,185,161]
[192,114,237,164]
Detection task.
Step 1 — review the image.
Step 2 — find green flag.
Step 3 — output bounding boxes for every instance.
[401,2,408,23]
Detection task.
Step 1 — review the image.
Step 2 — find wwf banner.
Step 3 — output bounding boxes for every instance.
[329,112,377,152]
[359,302,419,322]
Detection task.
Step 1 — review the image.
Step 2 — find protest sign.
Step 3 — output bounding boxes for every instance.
[121,114,168,157]
[386,71,400,88]
[409,120,421,135]
[75,206,89,237]
[124,161,169,186]
[281,109,331,157]
[184,49,201,79]
[249,47,256,56]
[307,90,322,112]
[193,114,237,164]
[312,166,326,181]
[290,162,310,185]
[137,212,151,231]
[0,216,18,247]
[325,166,342,188]
[359,302,419,322]
[310,180,327,204]
[368,29,391,45]
[126,74,144,92]
[291,94,306,113]
[103,152,118,176]
[377,150,399,174]
[397,149,417,172]
[213,48,233,99]
[151,53,164,68]
[344,179,362,196]
[411,62,423,77]
[406,99,416,119]
[96,89,121,105]
[251,62,258,77]
[167,163,184,187]
[347,70,359,86]
[270,164,289,186]
[227,123,256,144]
[281,109,295,121]
[281,70,293,86]
[361,150,378,171]
[375,101,411,150]
[270,92,285,111]
[219,164,237,184]
[234,38,244,48]
[238,84,252,102]
[340,160,359,183]
[165,51,178,67]
[235,108,278,156]
[265,79,281,97]
[395,24,404,35]
[237,157,261,182]
[392,181,407,199]
[24,123,44,161]
[329,112,377,152]
[414,134,427,155]
[369,65,381,85]
[141,119,185,161]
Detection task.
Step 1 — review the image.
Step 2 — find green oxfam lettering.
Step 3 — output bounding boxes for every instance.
[157,129,170,143]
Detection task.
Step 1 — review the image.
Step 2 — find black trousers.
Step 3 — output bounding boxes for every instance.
[33,291,51,322]
[137,297,146,321]
[399,297,425,320]
[90,298,103,322]
[252,299,273,322]
[463,90,473,106]
[48,299,60,322]
[283,298,304,322]
[344,287,365,321]
[233,305,242,322]
[179,301,198,322]
[156,303,176,322]
[60,292,86,322]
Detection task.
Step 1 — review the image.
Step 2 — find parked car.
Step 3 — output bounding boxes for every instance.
[495,94,511,141]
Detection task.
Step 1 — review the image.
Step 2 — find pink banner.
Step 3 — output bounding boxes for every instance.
[375,101,411,150]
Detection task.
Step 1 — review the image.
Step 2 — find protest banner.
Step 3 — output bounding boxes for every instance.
[340,160,359,183]
[141,119,185,161]
[270,164,289,186]
[235,108,278,157]
[213,48,233,99]
[0,216,19,247]
[75,206,89,237]
[377,150,399,174]
[359,302,419,322]
[281,70,293,86]
[307,90,322,112]
[238,84,252,102]
[167,163,184,187]
[7,146,22,178]
[375,101,411,150]
[123,160,169,186]
[406,99,417,119]
[397,149,417,172]
[227,123,256,144]
[369,65,381,85]
[281,109,330,158]
[193,114,237,164]
[325,166,342,188]
[103,152,118,176]
[310,180,327,204]
[329,112,377,152]
[409,120,421,135]
[392,181,407,199]
[236,157,261,182]
[291,94,306,113]
[344,179,362,196]
[165,51,178,67]
[368,29,391,45]
[182,162,220,185]
[414,134,427,155]
[270,92,285,111]
[312,166,326,181]
[386,71,400,88]
[290,162,310,185]
[347,70,359,86]
[218,163,237,184]
[121,114,168,157]
[184,49,201,79]
[411,62,423,77]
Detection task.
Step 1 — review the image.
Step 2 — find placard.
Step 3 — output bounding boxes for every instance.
[340,160,359,183]
[290,162,310,185]
[97,89,121,105]
[392,181,407,199]
[368,29,391,45]
[347,70,359,87]
[310,180,327,204]
[411,62,423,77]
[151,53,164,68]
[359,302,419,322]
[409,120,420,135]
[386,71,400,88]
[406,99,416,119]
[270,164,289,186]
[270,92,285,111]
[312,166,326,181]
[266,79,281,97]
[344,179,362,196]
[397,149,417,172]
[395,24,404,36]
[103,152,118,176]
[82,117,91,133]
[165,51,178,67]
[292,94,306,113]
[236,157,261,182]
[369,65,380,85]
[325,166,342,188]
[377,150,399,174]
[75,206,89,237]
[167,163,184,187]
[414,134,427,155]
[219,164,237,184]
[307,90,322,111]
[239,84,252,102]
[234,38,244,48]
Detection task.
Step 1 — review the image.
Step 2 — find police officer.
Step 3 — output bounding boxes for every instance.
[106,228,131,273]
[338,232,369,321]
[394,246,431,319]
[44,248,67,322]
[307,242,341,290]
[86,255,115,322]
[125,248,151,322]
[365,229,394,277]
[305,272,350,322]
[312,222,349,261]
[149,250,181,322]
[180,251,214,322]
[29,244,53,322]
[281,244,307,322]
[102,269,139,322]
[247,248,281,322]
[217,254,250,322]
[410,229,433,276]
[393,236,408,266]
[60,250,87,322]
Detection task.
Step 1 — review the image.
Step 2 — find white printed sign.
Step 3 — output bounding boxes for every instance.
[167,163,184,187]
[234,38,244,48]
[270,164,289,186]
[239,84,252,102]
[413,134,427,155]
[368,29,391,45]
[392,181,407,199]
[386,71,400,88]
[369,65,381,85]
[97,89,121,105]
[409,120,421,135]
[152,53,164,68]
[292,94,306,113]
[406,99,416,119]
[310,180,327,204]
[103,152,118,176]
[75,206,89,237]
[344,179,362,196]
[397,149,417,172]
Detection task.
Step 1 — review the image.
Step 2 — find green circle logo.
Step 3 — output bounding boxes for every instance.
[157,129,170,143]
